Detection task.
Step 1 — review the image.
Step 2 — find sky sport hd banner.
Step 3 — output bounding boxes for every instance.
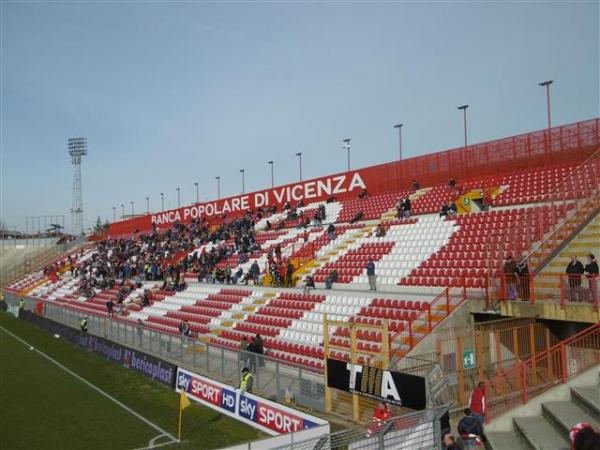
[326,359,427,410]
[175,367,328,436]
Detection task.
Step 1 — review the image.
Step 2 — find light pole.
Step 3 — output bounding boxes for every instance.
[194,182,199,204]
[296,152,303,181]
[393,123,403,160]
[215,176,221,199]
[176,187,180,208]
[130,201,134,216]
[457,105,469,148]
[267,161,274,188]
[160,193,164,211]
[539,80,553,153]
[145,197,149,214]
[240,169,245,194]
[112,206,116,222]
[121,204,125,218]
[342,138,351,171]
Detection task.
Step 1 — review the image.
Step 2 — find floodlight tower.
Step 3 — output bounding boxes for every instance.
[68,137,87,235]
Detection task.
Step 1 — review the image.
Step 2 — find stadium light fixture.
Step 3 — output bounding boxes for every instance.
[267,161,274,188]
[176,187,180,208]
[130,201,134,216]
[342,138,351,171]
[160,193,164,211]
[240,169,245,194]
[121,204,125,219]
[295,152,303,181]
[393,124,403,160]
[194,182,199,204]
[538,80,553,131]
[145,197,149,214]
[215,176,221,200]
[112,206,116,222]
[457,105,469,148]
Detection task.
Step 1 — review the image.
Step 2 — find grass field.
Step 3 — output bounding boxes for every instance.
[0,311,264,450]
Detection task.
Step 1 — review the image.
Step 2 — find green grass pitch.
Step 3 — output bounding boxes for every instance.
[0,311,264,450]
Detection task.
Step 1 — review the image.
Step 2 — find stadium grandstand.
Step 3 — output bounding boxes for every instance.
[3,117,600,450]
[3,3,600,450]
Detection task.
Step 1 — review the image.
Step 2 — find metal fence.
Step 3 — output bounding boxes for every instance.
[226,404,451,450]
[11,295,328,414]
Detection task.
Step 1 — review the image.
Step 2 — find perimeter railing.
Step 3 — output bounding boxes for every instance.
[484,323,600,423]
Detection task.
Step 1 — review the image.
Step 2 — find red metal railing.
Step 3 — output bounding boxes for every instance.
[490,273,599,312]
[390,284,468,353]
[484,323,600,423]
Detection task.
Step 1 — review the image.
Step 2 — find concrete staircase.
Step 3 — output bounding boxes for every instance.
[542,212,600,275]
[486,371,600,450]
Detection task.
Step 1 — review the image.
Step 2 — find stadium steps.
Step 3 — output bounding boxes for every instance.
[486,372,600,450]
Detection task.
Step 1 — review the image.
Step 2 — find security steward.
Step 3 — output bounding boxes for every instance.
[80,316,88,334]
[239,367,254,394]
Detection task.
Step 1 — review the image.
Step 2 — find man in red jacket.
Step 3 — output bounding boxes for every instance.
[469,382,486,426]
[367,402,392,436]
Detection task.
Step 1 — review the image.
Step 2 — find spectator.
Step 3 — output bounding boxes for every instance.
[367,402,392,437]
[516,253,530,300]
[286,261,294,287]
[571,423,595,450]
[503,255,518,300]
[106,300,114,318]
[402,197,411,218]
[584,254,598,302]
[566,256,585,302]
[325,270,338,289]
[375,224,386,238]
[142,290,151,307]
[412,179,420,191]
[366,259,376,292]
[468,382,485,426]
[447,201,457,217]
[442,433,464,450]
[250,261,261,285]
[457,409,483,450]
[440,203,450,217]
[303,275,316,293]
[358,188,368,199]
[448,177,457,188]
[239,367,254,393]
[240,336,249,352]
[327,223,336,240]
[396,198,403,219]
[178,320,191,337]
[350,210,364,224]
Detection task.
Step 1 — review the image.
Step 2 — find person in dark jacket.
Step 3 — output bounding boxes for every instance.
[566,256,585,302]
[325,270,338,289]
[516,253,530,300]
[503,255,518,300]
[457,409,483,450]
[402,197,411,218]
[286,261,294,287]
[584,254,599,303]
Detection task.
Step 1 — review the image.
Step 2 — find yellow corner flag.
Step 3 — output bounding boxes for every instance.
[180,390,191,410]
[178,390,191,441]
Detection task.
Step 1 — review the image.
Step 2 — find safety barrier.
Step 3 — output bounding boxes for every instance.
[484,323,600,423]
[489,273,599,311]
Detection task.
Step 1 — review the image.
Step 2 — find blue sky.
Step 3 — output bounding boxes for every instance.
[1,1,598,232]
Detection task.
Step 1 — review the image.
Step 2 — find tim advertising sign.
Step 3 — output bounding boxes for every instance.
[176,367,327,436]
[326,359,427,410]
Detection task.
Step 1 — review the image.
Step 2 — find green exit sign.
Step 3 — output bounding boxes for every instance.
[463,350,476,369]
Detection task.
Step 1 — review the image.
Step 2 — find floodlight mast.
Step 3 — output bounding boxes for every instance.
[68,137,87,235]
